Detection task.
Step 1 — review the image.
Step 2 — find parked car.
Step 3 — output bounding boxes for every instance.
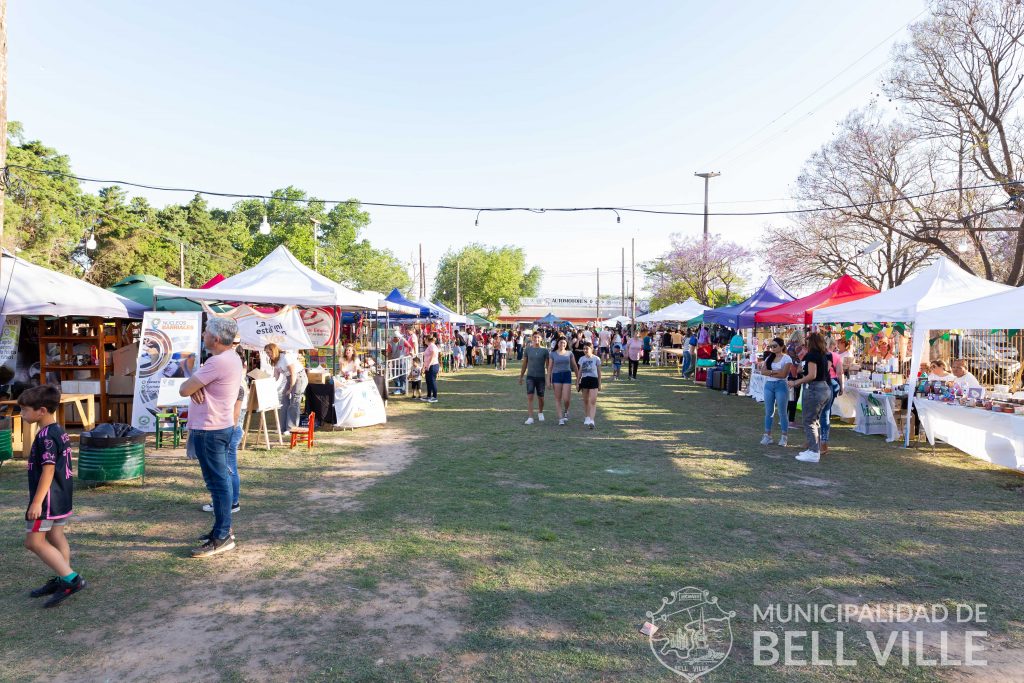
[959,334,1022,385]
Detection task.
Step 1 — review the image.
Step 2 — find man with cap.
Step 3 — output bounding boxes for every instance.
[388,330,414,395]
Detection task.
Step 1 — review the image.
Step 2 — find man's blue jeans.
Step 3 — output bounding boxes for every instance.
[192,426,234,539]
[226,423,242,507]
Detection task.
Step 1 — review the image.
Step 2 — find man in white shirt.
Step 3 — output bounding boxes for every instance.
[951,359,982,393]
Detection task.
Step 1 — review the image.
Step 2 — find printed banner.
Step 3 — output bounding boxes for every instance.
[0,315,20,384]
[301,307,338,347]
[220,305,314,351]
[131,312,202,432]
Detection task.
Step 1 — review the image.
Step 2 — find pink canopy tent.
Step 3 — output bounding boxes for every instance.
[753,275,879,326]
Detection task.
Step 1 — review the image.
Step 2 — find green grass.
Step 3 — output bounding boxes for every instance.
[1,365,1022,681]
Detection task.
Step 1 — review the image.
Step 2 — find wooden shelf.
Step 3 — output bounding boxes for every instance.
[46,365,100,370]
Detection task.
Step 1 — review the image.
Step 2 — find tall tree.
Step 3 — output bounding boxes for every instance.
[643,234,751,308]
[433,244,542,314]
[884,0,1024,284]
[764,107,938,290]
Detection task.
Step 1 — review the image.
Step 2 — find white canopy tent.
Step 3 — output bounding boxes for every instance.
[153,245,378,309]
[0,250,147,318]
[431,301,469,325]
[595,315,632,327]
[636,298,709,324]
[362,290,419,316]
[814,257,1013,324]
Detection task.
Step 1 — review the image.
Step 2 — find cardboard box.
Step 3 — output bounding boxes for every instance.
[113,343,139,377]
[76,380,102,395]
[307,369,331,384]
[107,375,136,395]
[60,381,79,394]
[247,369,271,381]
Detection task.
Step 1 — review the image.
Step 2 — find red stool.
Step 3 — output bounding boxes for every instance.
[290,412,315,450]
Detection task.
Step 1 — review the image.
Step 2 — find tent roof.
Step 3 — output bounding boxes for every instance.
[703,276,795,328]
[636,298,710,323]
[361,289,419,316]
[432,301,469,324]
[536,313,564,324]
[467,312,494,326]
[0,251,147,319]
[385,288,436,318]
[914,283,1024,331]
[754,275,878,326]
[153,245,377,309]
[416,298,456,322]
[596,315,632,327]
[108,274,206,312]
[814,257,1013,324]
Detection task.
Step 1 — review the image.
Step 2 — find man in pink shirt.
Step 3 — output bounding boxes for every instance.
[625,332,644,380]
[180,317,244,558]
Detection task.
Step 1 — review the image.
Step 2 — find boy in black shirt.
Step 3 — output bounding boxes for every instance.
[20,385,86,607]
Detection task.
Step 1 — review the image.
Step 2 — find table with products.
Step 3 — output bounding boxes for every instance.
[334,379,387,429]
[842,386,902,442]
[916,400,1024,471]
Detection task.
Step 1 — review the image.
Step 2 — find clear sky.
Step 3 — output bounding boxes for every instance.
[9,0,925,300]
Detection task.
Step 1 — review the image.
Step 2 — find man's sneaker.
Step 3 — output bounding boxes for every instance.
[537,413,545,422]
[778,435,788,447]
[197,528,236,543]
[191,536,236,558]
[43,575,86,608]
[29,576,61,598]
[759,434,772,446]
[427,398,438,403]
[524,417,535,425]
[202,503,241,514]
[558,418,566,426]
[795,451,820,463]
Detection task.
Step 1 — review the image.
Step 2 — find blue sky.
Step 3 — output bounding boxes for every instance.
[10,1,924,298]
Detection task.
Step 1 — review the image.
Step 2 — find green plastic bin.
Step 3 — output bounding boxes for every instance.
[0,429,12,464]
[78,433,145,482]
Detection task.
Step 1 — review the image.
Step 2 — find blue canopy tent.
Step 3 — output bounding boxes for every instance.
[535,312,564,325]
[702,276,796,328]
[432,301,469,325]
[385,288,437,319]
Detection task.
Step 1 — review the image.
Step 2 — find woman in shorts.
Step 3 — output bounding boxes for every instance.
[547,337,579,425]
[576,341,602,429]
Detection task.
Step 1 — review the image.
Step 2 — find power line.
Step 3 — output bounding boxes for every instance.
[4,164,1018,219]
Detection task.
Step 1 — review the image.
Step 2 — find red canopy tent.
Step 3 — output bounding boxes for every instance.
[753,275,879,326]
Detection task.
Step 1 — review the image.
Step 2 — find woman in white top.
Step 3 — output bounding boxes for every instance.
[928,359,954,383]
[759,337,793,447]
[265,343,308,436]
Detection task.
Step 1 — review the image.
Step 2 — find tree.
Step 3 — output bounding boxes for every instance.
[883,0,1024,284]
[764,107,938,290]
[336,240,411,292]
[432,244,542,314]
[643,234,752,308]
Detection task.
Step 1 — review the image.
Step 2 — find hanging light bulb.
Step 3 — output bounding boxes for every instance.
[957,241,970,253]
[259,215,271,235]
[86,233,97,250]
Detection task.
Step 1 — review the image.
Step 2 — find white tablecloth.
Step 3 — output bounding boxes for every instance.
[334,380,387,428]
[916,401,1024,471]
[846,387,901,442]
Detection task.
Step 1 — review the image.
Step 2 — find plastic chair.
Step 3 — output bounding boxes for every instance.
[290,412,315,450]
[154,409,182,449]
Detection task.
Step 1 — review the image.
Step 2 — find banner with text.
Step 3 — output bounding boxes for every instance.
[131,312,202,432]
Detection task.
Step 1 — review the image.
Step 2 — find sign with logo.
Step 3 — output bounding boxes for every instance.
[221,305,313,351]
[0,315,21,383]
[131,312,202,432]
[300,307,338,347]
[646,586,735,680]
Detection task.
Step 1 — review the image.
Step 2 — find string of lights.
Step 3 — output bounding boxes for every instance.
[4,164,1020,220]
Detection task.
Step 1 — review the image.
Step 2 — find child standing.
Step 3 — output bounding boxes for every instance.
[611,343,624,380]
[408,357,423,399]
[20,385,86,607]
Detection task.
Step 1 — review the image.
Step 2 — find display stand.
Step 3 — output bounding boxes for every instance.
[241,377,283,450]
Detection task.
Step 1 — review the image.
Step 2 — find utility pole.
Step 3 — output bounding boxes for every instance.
[695,172,721,239]
[596,268,600,322]
[311,219,321,272]
[418,243,425,299]
[631,237,636,321]
[0,0,8,275]
[621,248,625,316]
[179,242,185,287]
[456,260,461,314]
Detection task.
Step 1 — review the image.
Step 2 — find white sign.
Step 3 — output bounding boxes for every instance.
[0,315,20,381]
[132,312,202,432]
[301,307,337,347]
[222,305,314,351]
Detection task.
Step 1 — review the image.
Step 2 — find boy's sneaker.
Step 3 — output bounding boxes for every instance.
[778,435,788,447]
[43,575,86,608]
[191,536,236,558]
[29,576,62,598]
[759,434,772,446]
[537,413,545,422]
[202,503,241,513]
[588,419,596,430]
[524,417,535,425]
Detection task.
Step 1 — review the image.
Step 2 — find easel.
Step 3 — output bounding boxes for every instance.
[241,377,283,450]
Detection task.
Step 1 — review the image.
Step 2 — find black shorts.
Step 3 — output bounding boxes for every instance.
[579,376,600,390]
[410,380,422,390]
[525,376,546,397]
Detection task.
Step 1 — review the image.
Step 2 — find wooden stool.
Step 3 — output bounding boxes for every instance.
[290,412,315,450]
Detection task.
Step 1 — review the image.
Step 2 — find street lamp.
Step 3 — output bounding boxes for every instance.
[838,239,885,275]
[258,215,271,235]
[694,171,721,239]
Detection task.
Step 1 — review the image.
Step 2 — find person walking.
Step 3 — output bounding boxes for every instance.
[180,317,244,557]
[423,334,441,403]
[599,327,611,361]
[759,337,792,447]
[547,337,579,425]
[576,342,602,429]
[625,332,644,380]
[819,337,845,456]
[787,332,832,463]
[519,331,550,424]
[642,331,653,366]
